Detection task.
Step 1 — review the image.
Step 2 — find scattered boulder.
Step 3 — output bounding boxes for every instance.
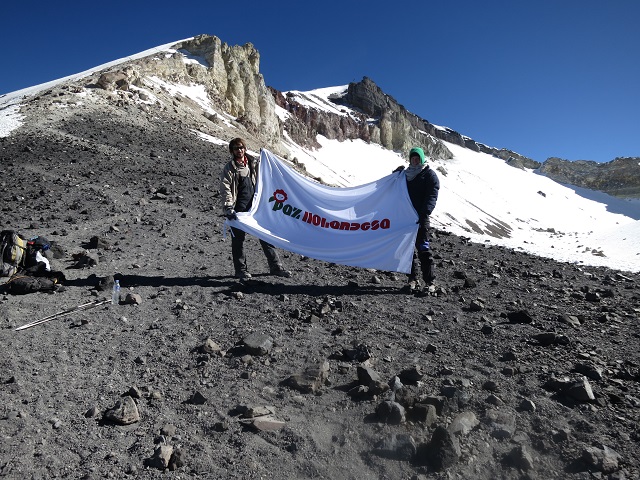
[242,333,273,356]
[283,360,329,394]
[415,426,461,470]
[124,292,143,305]
[145,445,174,470]
[71,251,99,268]
[186,391,207,405]
[484,409,516,439]
[448,411,479,436]
[506,310,534,324]
[201,338,222,355]
[375,400,405,424]
[397,365,424,385]
[372,434,416,461]
[103,396,140,425]
[582,445,622,473]
[88,236,112,250]
[357,366,389,396]
[566,377,595,402]
[504,444,535,471]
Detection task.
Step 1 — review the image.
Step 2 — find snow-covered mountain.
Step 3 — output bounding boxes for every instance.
[1,35,638,272]
[275,87,640,273]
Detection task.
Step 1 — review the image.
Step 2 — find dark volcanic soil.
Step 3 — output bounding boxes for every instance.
[0,88,639,480]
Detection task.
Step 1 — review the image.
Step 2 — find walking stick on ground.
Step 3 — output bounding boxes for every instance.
[15,298,110,331]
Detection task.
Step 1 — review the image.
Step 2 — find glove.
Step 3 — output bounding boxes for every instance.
[393,165,404,173]
[417,240,430,252]
[224,209,237,220]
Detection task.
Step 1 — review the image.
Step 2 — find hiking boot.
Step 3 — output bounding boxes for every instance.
[235,271,252,280]
[400,278,420,293]
[416,283,436,297]
[270,266,292,278]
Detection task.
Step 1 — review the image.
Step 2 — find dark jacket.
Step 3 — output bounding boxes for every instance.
[406,166,440,220]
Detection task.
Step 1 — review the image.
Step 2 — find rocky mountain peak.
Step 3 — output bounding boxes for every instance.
[89,34,282,150]
[5,34,639,197]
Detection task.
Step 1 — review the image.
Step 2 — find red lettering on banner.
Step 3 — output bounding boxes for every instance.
[276,198,390,233]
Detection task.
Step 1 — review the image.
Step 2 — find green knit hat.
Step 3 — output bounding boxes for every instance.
[409,147,426,165]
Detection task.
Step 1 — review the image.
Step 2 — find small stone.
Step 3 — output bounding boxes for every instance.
[284,361,330,394]
[567,377,595,402]
[103,396,140,425]
[410,403,438,426]
[161,424,177,436]
[398,366,424,384]
[415,426,461,470]
[243,406,275,418]
[486,394,503,406]
[448,411,479,435]
[376,400,405,424]
[582,445,621,473]
[506,445,534,471]
[186,391,207,405]
[485,409,516,439]
[242,333,273,356]
[373,433,417,461]
[145,445,174,470]
[558,314,581,328]
[482,380,499,392]
[248,416,285,432]
[519,399,536,412]
[84,405,99,418]
[506,310,533,324]
[357,366,389,395]
[201,338,221,355]
[124,293,142,305]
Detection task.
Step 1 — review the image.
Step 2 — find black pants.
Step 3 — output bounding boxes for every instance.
[410,222,435,284]
[230,226,280,274]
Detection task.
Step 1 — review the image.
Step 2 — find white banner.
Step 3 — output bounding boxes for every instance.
[226,149,418,273]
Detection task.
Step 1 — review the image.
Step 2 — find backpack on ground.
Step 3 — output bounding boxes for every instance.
[1,230,29,277]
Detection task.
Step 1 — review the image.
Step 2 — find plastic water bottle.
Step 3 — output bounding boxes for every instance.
[112,280,121,305]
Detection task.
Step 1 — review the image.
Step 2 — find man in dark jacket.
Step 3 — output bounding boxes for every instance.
[219,138,291,280]
[397,147,440,293]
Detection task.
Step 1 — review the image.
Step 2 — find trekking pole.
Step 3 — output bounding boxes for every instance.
[21,300,98,325]
[15,299,110,331]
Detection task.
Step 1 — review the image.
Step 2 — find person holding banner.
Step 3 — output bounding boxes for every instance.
[220,138,292,280]
[398,147,440,293]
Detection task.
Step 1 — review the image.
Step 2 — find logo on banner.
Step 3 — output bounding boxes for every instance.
[268,189,390,232]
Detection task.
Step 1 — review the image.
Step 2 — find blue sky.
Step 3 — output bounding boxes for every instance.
[2,0,638,163]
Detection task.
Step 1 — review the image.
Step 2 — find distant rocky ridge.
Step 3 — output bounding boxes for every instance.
[274,77,639,198]
[8,34,640,197]
[539,157,640,198]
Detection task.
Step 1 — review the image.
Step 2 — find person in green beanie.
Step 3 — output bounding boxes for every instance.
[395,147,440,293]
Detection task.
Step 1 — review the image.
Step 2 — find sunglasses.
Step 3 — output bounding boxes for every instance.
[232,146,245,151]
